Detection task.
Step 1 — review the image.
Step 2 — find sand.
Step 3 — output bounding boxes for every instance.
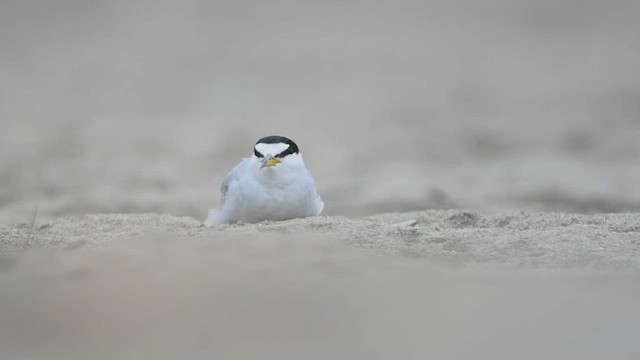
[3,210,640,268]
[2,0,640,358]
[1,211,640,360]
[2,1,640,226]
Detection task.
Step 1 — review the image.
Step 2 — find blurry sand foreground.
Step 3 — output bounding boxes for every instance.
[1,210,640,360]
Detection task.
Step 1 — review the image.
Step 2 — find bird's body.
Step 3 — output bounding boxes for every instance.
[205,136,323,226]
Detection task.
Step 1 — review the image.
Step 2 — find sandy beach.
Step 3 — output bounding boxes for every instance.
[3,210,640,268]
[2,0,640,358]
[2,211,640,359]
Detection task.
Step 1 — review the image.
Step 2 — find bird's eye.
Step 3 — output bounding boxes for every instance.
[254,149,264,158]
[274,146,294,159]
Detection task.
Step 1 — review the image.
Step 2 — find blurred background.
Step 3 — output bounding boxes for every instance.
[1,0,639,224]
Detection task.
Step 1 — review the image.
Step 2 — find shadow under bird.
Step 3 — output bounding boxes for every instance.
[205,135,324,226]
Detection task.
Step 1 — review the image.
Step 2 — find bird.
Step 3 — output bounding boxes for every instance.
[204,135,324,226]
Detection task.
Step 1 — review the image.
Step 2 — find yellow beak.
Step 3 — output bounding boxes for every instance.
[265,157,281,167]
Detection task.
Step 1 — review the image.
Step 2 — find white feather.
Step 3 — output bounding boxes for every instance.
[254,142,290,157]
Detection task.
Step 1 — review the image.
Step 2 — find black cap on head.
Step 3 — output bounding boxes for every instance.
[254,135,299,158]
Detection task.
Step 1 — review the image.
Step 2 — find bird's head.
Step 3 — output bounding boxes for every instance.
[253,135,301,169]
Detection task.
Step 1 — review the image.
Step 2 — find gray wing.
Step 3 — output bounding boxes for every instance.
[220,176,230,206]
[219,158,248,206]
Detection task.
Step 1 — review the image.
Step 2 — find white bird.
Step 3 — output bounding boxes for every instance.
[204,135,324,226]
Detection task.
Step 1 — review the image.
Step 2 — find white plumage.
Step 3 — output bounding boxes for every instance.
[205,136,324,226]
